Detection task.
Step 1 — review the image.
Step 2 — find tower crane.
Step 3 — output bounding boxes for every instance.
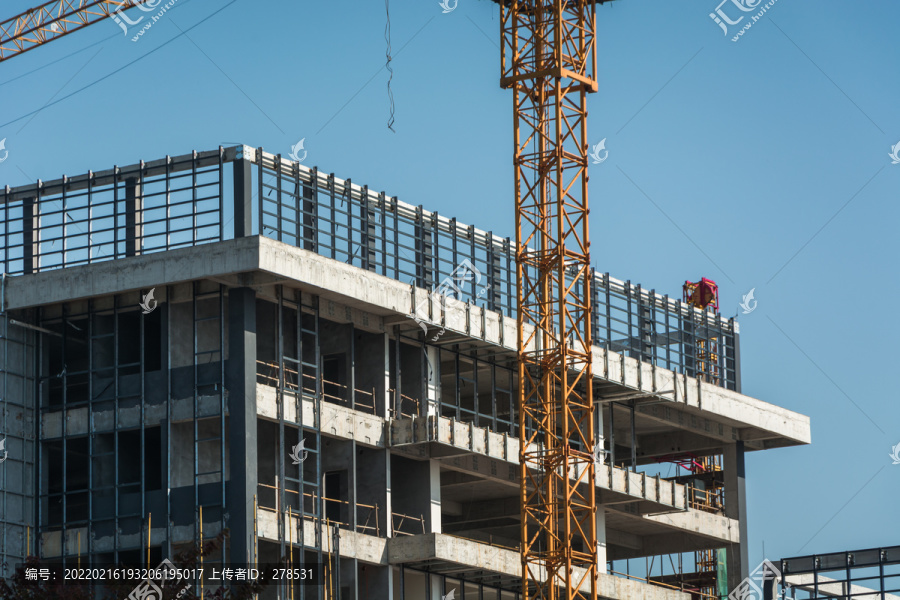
[0,4,610,600]
[493,4,606,600]
[0,1,153,62]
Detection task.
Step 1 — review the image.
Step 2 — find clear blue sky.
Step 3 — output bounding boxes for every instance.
[1,0,897,568]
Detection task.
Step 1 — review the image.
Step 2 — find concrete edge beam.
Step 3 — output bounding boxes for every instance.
[389,415,688,514]
[389,533,690,600]
[5,236,810,447]
[607,503,740,545]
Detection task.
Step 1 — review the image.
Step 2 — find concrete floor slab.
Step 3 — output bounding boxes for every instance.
[3,236,808,451]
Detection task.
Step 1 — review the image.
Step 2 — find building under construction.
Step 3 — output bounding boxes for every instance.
[0,145,810,598]
[776,546,900,600]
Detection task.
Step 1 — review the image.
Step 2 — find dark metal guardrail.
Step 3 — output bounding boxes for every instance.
[776,546,900,600]
[0,145,738,389]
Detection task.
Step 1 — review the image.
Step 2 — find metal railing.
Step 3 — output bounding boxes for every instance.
[390,389,420,419]
[2,145,739,389]
[257,481,380,536]
[256,359,378,415]
[391,511,426,536]
[356,502,380,537]
[687,485,725,514]
[778,545,900,600]
[257,482,316,517]
[256,359,316,396]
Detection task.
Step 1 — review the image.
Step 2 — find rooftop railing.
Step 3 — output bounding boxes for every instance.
[1,145,739,389]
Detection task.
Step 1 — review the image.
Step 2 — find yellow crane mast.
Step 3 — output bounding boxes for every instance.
[496,3,604,600]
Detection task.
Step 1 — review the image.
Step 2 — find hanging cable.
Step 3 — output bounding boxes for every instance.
[385,0,396,132]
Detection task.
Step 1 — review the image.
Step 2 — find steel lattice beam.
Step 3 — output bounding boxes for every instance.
[0,1,152,63]
[500,3,598,600]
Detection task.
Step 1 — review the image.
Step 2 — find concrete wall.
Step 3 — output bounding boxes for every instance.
[390,455,436,535]
[320,320,352,387]
[169,418,230,488]
[356,331,387,417]
[257,419,280,507]
[321,437,355,526]
[398,341,424,414]
[170,299,194,370]
[402,567,428,600]
[357,446,389,537]
[361,563,393,600]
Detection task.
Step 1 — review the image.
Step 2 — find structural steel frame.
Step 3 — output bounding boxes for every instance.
[0,312,37,572]
[22,283,231,569]
[778,546,900,600]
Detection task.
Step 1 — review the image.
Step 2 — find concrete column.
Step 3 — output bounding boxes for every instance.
[429,460,441,534]
[724,441,749,592]
[385,449,393,538]
[383,334,392,418]
[430,571,443,600]
[595,404,608,573]
[226,287,258,565]
[595,401,606,457]
[425,345,439,417]
[597,508,608,574]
